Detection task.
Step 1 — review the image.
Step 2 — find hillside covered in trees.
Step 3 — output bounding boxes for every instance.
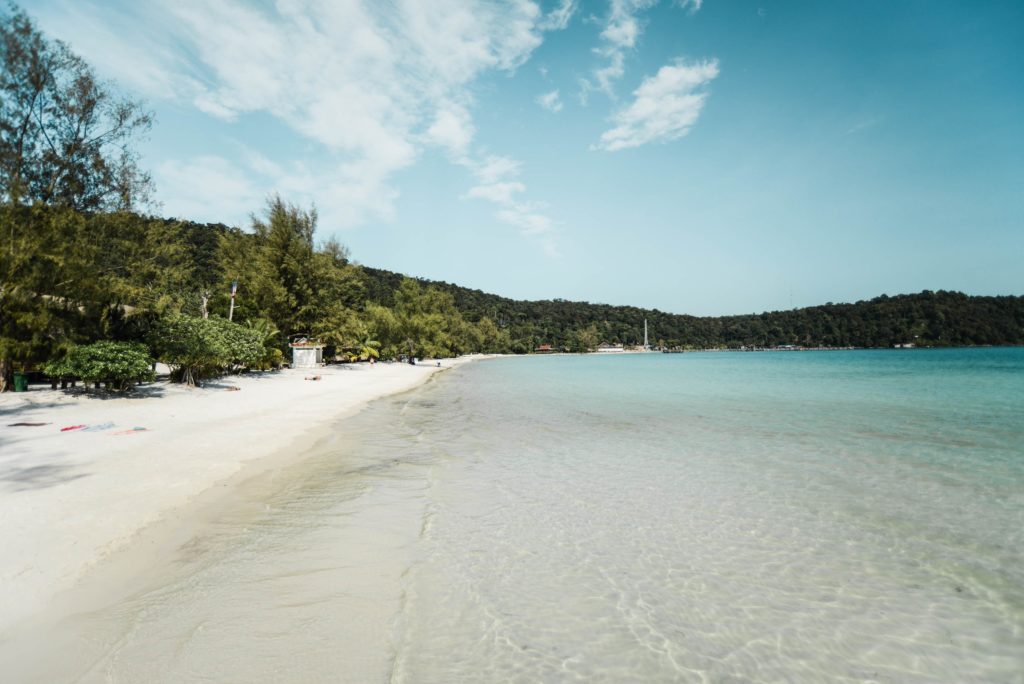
[6,200,1022,389]
[362,268,1024,351]
[1,5,1021,392]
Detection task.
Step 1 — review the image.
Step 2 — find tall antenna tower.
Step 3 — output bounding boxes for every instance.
[643,319,650,350]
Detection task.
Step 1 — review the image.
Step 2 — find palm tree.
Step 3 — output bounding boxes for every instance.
[245,318,284,369]
[350,328,381,362]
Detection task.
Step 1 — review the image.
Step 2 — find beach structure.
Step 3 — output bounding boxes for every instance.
[596,342,625,353]
[289,337,324,368]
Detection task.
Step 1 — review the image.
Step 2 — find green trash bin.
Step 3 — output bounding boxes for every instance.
[13,372,28,392]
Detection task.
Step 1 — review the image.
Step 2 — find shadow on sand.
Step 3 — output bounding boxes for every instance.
[0,461,89,493]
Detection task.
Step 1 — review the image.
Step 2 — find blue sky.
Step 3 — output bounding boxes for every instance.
[26,0,1023,315]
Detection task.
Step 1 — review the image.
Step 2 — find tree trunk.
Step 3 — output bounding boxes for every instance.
[0,358,11,392]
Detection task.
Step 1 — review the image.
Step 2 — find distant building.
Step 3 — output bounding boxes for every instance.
[535,344,555,353]
[596,343,625,353]
[290,337,324,368]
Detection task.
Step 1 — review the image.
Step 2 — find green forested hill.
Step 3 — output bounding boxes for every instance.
[4,5,1020,393]
[361,267,1024,351]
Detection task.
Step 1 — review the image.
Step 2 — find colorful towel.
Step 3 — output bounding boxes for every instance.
[82,422,116,432]
[60,424,86,432]
[111,427,149,435]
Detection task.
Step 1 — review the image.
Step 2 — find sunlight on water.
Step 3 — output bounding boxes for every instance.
[389,350,1024,683]
[8,349,1024,683]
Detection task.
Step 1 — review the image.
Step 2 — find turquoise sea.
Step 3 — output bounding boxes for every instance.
[15,349,1024,683]
[385,349,1024,682]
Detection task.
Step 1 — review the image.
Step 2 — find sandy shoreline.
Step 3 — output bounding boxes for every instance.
[0,358,480,637]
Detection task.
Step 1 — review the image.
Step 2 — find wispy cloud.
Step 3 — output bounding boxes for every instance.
[464,156,558,256]
[595,58,719,151]
[539,0,579,30]
[424,102,476,160]
[844,117,883,136]
[33,0,567,248]
[674,0,703,14]
[155,156,263,224]
[590,0,658,96]
[536,89,564,112]
[585,0,704,98]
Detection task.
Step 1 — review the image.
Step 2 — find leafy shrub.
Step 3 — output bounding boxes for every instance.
[45,341,155,391]
[244,318,285,370]
[149,315,265,385]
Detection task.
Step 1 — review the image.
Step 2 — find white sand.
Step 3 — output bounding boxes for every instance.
[0,359,475,636]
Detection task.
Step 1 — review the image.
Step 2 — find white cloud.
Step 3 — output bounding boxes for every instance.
[474,156,523,185]
[498,207,559,256]
[536,89,564,112]
[425,103,476,159]
[539,0,579,30]
[464,155,558,255]
[34,0,563,242]
[589,0,658,96]
[466,181,527,204]
[156,156,263,224]
[595,59,719,151]
[674,0,703,13]
[586,0,704,97]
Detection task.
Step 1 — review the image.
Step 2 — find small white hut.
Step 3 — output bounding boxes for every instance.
[289,337,324,369]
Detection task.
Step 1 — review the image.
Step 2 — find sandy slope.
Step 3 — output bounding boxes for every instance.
[0,359,472,636]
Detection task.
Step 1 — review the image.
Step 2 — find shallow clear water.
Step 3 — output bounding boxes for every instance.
[388,350,1024,683]
[10,349,1024,683]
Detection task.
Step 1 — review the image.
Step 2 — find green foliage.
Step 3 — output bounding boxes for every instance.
[475,317,511,354]
[0,203,203,389]
[358,267,1024,351]
[567,324,600,353]
[215,198,364,351]
[149,315,264,386]
[0,5,152,211]
[244,318,285,370]
[327,316,380,362]
[2,204,89,386]
[44,341,154,390]
[366,278,483,360]
[3,197,1021,393]
[2,2,1019,394]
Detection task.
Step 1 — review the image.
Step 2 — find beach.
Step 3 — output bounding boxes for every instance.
[1,350,1022,682]
[0,359,474,639]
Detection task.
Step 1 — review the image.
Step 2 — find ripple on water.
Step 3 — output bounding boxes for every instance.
[6,351,1021,683]
[391,352,1024,683]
